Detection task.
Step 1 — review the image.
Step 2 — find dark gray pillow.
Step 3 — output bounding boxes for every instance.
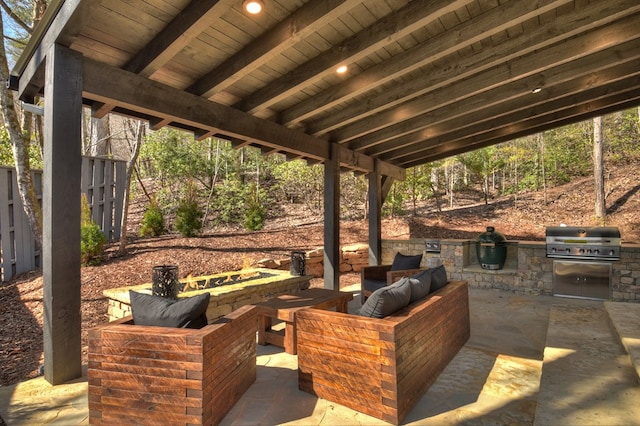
[390,252,423,271]
[409,269,432,302]
[429,264,448,293]
[129,291,210,328]
[359,277,412,318]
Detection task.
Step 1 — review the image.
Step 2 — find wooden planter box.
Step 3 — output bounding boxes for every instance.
[88,305,257,425]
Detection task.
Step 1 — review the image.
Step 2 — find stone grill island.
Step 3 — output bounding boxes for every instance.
[104,268,311,322]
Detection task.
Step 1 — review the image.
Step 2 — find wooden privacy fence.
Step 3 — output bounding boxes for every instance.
[0,157,126,281]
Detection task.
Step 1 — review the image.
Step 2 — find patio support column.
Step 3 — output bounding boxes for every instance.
[323,143,340,290]
[43,43,83,385]
[367,163,382,265]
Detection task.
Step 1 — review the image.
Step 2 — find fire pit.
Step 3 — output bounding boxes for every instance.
[103,268,311,322]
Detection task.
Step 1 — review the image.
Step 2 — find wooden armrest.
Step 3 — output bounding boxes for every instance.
[361,264,392,281]
[386,267,427,283]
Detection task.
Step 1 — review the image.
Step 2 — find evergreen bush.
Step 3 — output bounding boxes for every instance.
[139,198,165,237]
[244,184,265,231]
[80,194,106,266]
[175,189,203,237]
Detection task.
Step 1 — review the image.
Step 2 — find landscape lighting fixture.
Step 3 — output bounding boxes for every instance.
[243,0,264,14]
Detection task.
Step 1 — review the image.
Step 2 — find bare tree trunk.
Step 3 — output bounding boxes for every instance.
[593,116,606,218]
[540,132,547,204]
[0,12,43,246]
[118,120,144,255]
[89,115,111,157]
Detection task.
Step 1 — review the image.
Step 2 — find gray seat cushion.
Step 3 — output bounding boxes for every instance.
[409,269,432,302]
[390,252,423,270]
[359,277,412,318]
[362,278,388,294]
[429,264,448,293]
[129,291,210,328]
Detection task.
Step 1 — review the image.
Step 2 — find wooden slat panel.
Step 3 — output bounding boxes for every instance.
[297,281,470,425]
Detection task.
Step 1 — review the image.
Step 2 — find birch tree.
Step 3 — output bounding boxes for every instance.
[0,0,47,246]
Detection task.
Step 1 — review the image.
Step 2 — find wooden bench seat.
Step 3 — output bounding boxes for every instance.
[297,281,470,425]
[88,304,257,425]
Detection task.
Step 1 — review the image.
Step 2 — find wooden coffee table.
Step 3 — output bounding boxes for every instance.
[255,288,354,354]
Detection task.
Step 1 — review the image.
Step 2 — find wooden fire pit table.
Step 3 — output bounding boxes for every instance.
[255,288,354,355]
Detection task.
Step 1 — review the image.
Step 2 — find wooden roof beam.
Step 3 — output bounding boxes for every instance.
[234,0,472,114]
[318,0,640,140]
[187,0,361,99]
[80,57,404,179]
[279,0,574,126]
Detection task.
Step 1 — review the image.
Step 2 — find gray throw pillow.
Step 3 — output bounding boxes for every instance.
[359,276,412,318]
[390,252,423,270]
[129,291,210,328]
[429,264,448,293]
[409,269,432,302]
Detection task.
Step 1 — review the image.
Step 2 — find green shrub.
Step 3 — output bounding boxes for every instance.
[244,185,265,231]
[175,195,203,237]
[80,195,106,266]
[139,199,165,237]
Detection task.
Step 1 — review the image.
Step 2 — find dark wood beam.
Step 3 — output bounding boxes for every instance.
[188,0,360,99]
[400,88,640,167]
[43,43,83,385]
[234,0,472,113]
[279,0,574,126]
[309,0,640,137]
[369,61,640,159]
[12,0,100,102]
[323,144,340,290]
[359,44,640,157]
[80,57,405,179]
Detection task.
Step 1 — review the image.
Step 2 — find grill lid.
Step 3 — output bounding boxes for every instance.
[545,226,621,239]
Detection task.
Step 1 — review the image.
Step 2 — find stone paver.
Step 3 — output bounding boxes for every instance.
[1,287,639,425]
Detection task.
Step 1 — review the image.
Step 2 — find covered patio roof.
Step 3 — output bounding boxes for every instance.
[8,0,640,385]
[12,0,640,175]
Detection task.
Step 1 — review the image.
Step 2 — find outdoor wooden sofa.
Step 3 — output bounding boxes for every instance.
[297,280,470,425]
[88,304,257,425]
[360,263,427,303]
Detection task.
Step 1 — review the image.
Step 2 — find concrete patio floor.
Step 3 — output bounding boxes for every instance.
[1,285,639,425]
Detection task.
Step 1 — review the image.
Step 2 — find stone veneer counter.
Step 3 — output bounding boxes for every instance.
[103,268,312,321]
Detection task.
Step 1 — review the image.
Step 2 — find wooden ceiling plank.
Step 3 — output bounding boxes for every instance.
[392,81,640,165]
[187,0,361,98]
[235,0,471,114]
[348,32,640,152]
[279,0,574,126]
[387,71,640,163]
[308,0,640,136]
[365,62,640,158]
[124,0,234,78]
[80,57,403,179]
[402,94,640,167]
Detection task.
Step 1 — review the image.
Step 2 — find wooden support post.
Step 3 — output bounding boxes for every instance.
[368,163,382,266]
[43,44,83,385]
[323,144,340,290]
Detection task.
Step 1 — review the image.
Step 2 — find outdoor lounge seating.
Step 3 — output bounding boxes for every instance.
[87,304,257,425]
[297,280,470,425]
[360,252,427,303]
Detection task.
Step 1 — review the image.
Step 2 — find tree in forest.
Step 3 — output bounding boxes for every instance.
[0,0,47,246]
[593,116,605,219]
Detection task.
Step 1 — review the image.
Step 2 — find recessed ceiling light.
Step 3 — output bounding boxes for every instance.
[243,0,264,14]
[532,87,542,94]
[336,65,348,74]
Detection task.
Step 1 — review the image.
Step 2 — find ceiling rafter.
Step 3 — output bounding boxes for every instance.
[187,0,361,98]
[278,0,574,127]
[233,0,472,114]
[346,23,640,153]
[311,0,640,139]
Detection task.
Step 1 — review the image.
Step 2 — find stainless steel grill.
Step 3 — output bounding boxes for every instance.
[546,226,621,261]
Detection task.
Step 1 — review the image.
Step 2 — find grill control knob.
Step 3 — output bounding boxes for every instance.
[565,248,571,253]
[594,249,600,255]
[579,248,585,254]
[609,249,615,256]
